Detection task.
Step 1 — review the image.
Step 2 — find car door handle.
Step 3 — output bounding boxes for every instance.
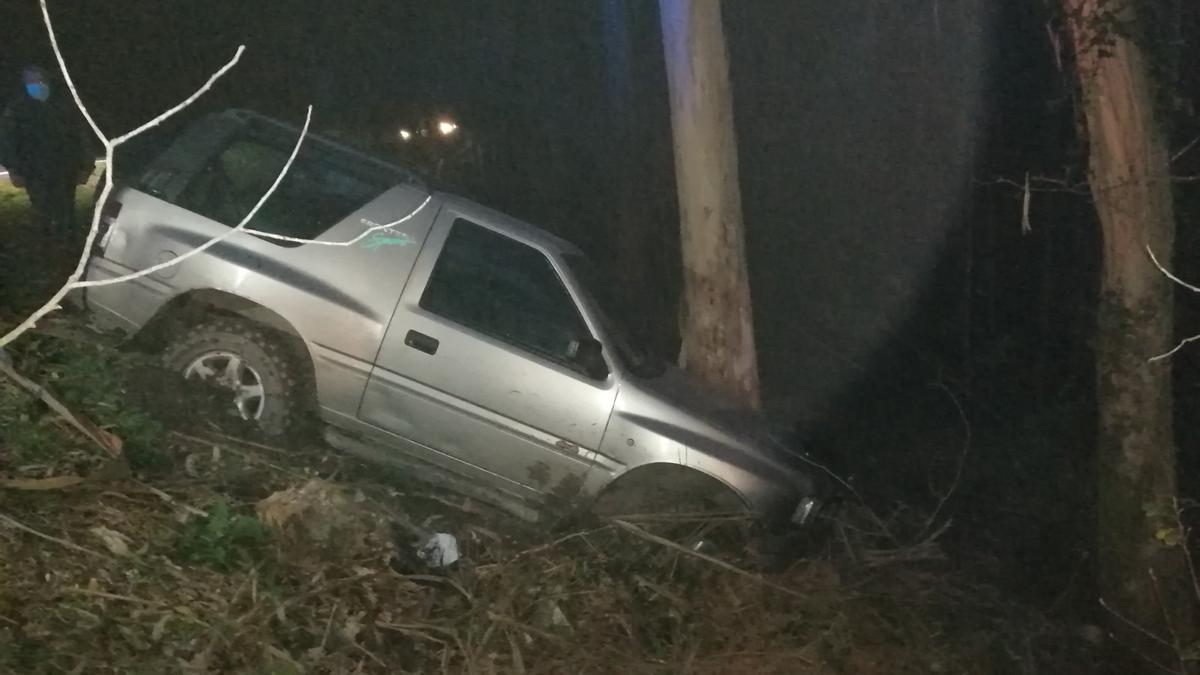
[404,330,439,355]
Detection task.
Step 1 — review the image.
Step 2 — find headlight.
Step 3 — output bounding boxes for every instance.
[791,496,819,525]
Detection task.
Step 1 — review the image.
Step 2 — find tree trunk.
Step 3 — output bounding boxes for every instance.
[658,0,761,408]
[1064,0,1192,650]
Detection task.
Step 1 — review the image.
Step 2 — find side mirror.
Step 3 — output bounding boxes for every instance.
[574,338,609,380]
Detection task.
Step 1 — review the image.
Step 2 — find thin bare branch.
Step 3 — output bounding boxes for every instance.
[1021,172,1033,234]
[792,448,896,542]
[0,511,112,562]
[38,0,104,142]
[1147,568,1190,675]
[243,193,433,246]
[1171,135,1200,163]
[77,106,313,288]
[918,382,971,539]
[610,518,807,600]
[1152,335,1200,363]
[0,358,121,455]
[0,7,245,349]
[113,46,246,146]
[976,174,1090,195]
[2,3,424,359]
[1173,497,1200,606]
[1100,598,1175,651]
[1146,245,1200,362]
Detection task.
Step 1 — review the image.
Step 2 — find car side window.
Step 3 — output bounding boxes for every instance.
[420,219,594,372]
[173,134,392,247]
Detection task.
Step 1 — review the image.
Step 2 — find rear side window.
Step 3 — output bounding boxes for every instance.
[173,134,394,247]
[420,219,592,370]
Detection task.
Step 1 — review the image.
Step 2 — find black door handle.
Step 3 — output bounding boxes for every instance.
[405,330,439,355]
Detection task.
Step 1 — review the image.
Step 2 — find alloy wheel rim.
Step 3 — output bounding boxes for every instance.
[182,350,266,420]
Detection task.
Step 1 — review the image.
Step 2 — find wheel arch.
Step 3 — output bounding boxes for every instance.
[139,289,315,385]
[592,462,750,513]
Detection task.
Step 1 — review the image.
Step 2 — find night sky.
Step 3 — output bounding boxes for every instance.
[2,0,1000,429]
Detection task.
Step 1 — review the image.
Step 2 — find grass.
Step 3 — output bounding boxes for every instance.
[0,179,98,317]
[0,343,1102,674]
[175,498,272,572]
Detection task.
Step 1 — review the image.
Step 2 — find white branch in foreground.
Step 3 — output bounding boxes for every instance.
[2,1,430,351]
[39,0,105,143]
[1147,245,1200,362]
[113,46,246,146]
[244,194,433,247]
[0,3,247,349]
[76,106,313,288]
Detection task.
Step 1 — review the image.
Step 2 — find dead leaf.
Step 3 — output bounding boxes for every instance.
[342,611,365,642]
[507,630,528,674]
[151,614,170,642]
[89,526,132,556]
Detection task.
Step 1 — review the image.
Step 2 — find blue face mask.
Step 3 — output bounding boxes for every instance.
[25,82,50,102]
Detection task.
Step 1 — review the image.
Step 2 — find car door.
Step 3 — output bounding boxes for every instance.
[359,210,617,500]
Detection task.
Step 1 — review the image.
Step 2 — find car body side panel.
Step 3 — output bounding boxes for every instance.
[359,203,618,498]
[589,379,810,523]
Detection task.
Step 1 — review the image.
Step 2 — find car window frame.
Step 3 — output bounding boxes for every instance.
[165,126,398,248]
[418,217,604,379]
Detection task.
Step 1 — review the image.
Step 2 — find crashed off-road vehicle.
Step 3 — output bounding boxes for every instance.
[74,109,823,536]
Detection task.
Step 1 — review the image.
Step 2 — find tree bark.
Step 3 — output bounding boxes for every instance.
[1064,0,1192,650]
[658,0,761,408]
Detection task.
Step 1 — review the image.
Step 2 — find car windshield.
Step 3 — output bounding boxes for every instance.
[565,254,665,379]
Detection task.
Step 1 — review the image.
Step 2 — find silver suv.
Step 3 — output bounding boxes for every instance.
[75,109,822,529]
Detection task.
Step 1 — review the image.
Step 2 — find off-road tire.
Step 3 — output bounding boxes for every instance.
[594,467,745,518]
[593,466,753,556]
[163,317,305,438]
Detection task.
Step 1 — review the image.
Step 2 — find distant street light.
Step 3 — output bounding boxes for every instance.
[437,120,458,137]
[398,128,413,142]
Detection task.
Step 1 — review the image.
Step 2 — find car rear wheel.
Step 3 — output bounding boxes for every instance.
[163,317,304,437]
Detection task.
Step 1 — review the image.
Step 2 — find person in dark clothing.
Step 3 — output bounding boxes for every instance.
[0,65,92,239]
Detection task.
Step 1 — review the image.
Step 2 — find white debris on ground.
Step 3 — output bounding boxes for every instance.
[417,531,460,567]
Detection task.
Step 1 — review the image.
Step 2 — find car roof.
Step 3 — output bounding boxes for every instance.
[219,109,584,259]
[219,108,425,188]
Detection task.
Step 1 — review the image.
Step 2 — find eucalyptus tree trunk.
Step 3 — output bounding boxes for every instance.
[1064,0,1192,649]
[658,0,760,407]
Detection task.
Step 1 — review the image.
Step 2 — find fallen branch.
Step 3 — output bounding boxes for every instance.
[0,510,111,561]
[133,481,210,518]
[0,475,85,491]
[0,357,123,458]
[62,588,163,607]
[199,430,294,457]
[609,518,806,600]
[169,431,305,479]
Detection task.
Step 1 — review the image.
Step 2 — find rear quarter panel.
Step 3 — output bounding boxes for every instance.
[87,185,438,417]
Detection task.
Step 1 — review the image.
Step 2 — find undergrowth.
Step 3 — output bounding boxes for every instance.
[0,329,1103,673]
[5,334,170,471]
[175,499,272,572]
